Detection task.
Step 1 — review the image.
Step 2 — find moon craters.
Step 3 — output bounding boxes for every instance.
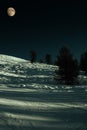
[7,7,16,17]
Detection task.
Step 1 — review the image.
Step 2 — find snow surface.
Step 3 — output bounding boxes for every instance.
[0,54,87,130]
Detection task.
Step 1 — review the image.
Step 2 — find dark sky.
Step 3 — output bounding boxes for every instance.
[0,1,87,61]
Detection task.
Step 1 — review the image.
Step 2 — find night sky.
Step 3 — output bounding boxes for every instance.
[0,1,87,61]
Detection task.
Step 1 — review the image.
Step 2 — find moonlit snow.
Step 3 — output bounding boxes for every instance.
[0,54,87,130]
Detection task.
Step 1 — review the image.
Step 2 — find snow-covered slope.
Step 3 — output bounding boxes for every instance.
[0,54,57,88]
[0,54,27,63]
[0,54,87,130]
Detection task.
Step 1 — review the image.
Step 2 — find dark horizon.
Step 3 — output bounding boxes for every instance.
[0,1,87,61]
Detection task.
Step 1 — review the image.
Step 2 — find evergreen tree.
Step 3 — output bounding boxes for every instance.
[30,51,37,63]
[39,59,44,63]
[45,54,52,64]
[55,46,79,85]
[80,52,87,74]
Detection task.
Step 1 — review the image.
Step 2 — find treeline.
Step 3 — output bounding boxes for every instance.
[55,46,87,85]
[30,51,52,64]
[30,46,87,85]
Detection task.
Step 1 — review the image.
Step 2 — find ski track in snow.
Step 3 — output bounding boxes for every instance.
[0,54,87,130]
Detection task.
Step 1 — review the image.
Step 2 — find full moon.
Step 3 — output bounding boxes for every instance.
[7,7,16,17]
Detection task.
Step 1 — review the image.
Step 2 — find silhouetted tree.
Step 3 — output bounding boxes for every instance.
[55,46,79,85]
[80,52,87,74]
[54,59,59,66]
[39,59,44,63]
[30,51,37,63]
[45,54,52,64]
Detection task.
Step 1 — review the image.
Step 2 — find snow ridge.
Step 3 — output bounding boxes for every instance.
[0,54,27,63]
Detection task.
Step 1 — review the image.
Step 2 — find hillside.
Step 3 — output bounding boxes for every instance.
[0,54,87,130]
[0,54,57,88]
